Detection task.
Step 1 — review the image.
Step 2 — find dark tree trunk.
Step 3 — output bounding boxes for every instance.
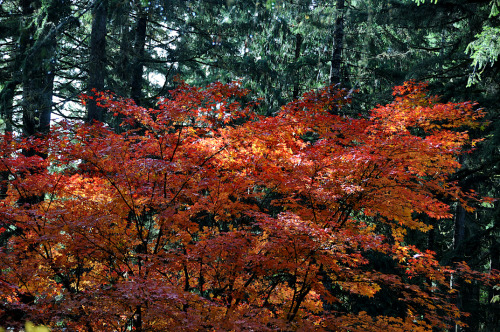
[329,0,344,86]
[0,85,13,197]
[134,305,142,332]
[19,0,37,136]
[130,9,148,106]
[452,204,483,332]
[20,0,55,139]
[447,204,467,332]
[117,12,132,98]
[19,0,57,206]
[454,205,466,258]
[0,82,15,205]
[0,81,16,134]
[0,4,22,202]
[22,24,55,139]
[427,222,436,252]
[487,202,500,330]
[87,0,108,123]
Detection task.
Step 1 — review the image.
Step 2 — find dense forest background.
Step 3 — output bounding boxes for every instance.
[0,0,499,331]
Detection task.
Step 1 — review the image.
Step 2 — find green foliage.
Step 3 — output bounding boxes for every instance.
[414,0,438,5]
[466,26,500,86]
[491,0,500,17]
[492,285,500,303]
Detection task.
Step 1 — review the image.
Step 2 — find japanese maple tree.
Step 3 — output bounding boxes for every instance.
[0,81,497,331]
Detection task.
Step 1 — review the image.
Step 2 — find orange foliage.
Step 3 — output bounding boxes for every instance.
[0,81,497,331]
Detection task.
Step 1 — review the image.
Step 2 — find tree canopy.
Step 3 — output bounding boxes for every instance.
[0,81,497,330]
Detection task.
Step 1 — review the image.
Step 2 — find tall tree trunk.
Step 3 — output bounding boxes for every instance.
[117,7,132,98]
[427,223,436,256]
[0,81,15,134]
[109,2,132,132]
[19,0,37,137]
[19,0,56,206]
[488,201,500,330]
[130,8,148,106]
[329,0,344,86]
[0,80,15,202]
[87,0,108,123]
[454,205,466,259]
[21,0,55,139]
[0,81,13,201]
[22,26,55,139]
[452,201,481,331]
[451,204,466,332]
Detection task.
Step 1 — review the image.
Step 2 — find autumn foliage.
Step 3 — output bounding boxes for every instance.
[0,81,496,331]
